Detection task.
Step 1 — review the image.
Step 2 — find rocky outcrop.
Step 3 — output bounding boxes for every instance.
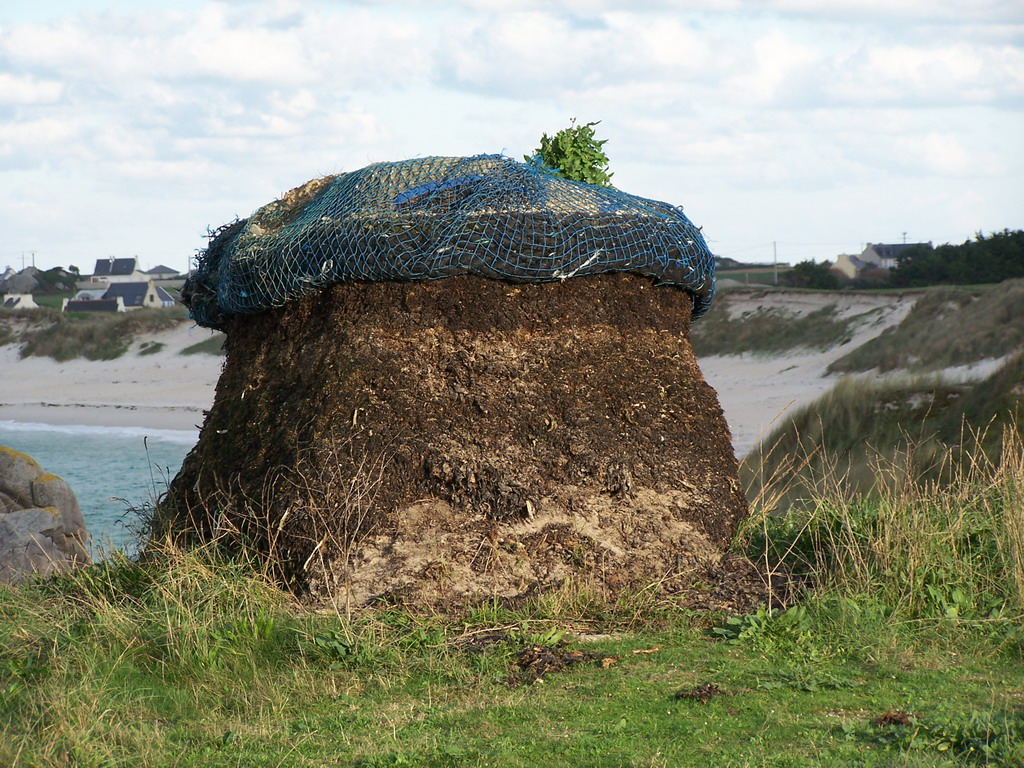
[0,446,91,584]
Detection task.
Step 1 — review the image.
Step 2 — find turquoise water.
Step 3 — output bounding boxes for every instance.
[0,421,197,556]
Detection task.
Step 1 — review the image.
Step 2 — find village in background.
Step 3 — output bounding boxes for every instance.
[5,231,1020,311]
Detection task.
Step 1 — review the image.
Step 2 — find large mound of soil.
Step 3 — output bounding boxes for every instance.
[163,273,747,610]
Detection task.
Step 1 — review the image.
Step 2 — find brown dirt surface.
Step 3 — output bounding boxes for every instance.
[163,273,748,610]
[508,644,602,687]
[874,711,917,727]
[674,683,749,703]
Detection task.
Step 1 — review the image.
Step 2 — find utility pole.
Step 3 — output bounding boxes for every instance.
[773,241,778,286]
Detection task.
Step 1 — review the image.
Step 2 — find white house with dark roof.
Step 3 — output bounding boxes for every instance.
[103,281,176,309]
[62,281,176,312]
[89,256,147,284]
[833,241,932,280]
[1,293,39,310]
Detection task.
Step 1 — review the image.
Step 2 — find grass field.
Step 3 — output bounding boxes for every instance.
[3,435,1022,767]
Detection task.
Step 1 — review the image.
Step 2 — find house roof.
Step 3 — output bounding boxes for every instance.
[103,282,150,306]
[864,243,929,261]
[102,282,176,306]
[93,257,138,277]
[64,299,120,312]
[144,264,179,275]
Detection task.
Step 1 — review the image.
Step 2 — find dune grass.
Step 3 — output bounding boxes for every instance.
[740,353,1024,508]
[828,279,1024,373]
[3,432,1024,767]
[691,300,856,357]
[16,308,188,362]
[179,333,226,356]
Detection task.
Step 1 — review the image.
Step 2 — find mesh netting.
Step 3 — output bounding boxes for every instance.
[183,154,716,329]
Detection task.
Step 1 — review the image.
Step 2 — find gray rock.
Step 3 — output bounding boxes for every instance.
[0,446,91,585]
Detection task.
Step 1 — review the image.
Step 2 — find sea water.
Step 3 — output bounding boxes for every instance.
[0,421,197,557]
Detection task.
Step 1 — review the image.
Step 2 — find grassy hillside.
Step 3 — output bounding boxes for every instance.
[691,300,856,356]
[828,279,1024,373]
[2,435,1022,766]
[18,308,189,361]
[741,352,1024,508]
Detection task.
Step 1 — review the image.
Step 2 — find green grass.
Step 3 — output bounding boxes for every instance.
[3,435,1023,767]
[828,279,1024,373]
[2,562,1021,766]
[692,300,856,357]
[30,291,76,310]
[138,341,165,356]
[715,266,789,286]
[740,353,1024,504]
[180,333,226,356]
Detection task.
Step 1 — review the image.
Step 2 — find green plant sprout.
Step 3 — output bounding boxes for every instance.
[528,118,614,187]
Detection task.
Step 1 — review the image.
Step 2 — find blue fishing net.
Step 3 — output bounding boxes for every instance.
[183,154,716,329]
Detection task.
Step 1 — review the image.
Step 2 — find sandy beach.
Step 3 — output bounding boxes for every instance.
[0,323,223,434]
[0,290,927,457]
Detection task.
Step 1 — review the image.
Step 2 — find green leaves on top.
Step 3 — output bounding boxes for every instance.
[528,118,614,187]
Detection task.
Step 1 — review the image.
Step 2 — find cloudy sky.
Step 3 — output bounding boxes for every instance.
[1,0,1021,275]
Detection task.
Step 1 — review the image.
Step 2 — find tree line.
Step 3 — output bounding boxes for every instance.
[778,229,1024,290]
[887,229,1024,287]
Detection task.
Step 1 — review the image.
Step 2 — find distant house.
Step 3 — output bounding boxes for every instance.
[1,293,39,310]
[102,281,176,309]
[833,253,871,280]
[89,257,146,284]
[62,297,126,313]
[861,242,931,270]
[143,264,181,280]
[833,242,932,280]
[62,281,176,313]
[71,288,107,301]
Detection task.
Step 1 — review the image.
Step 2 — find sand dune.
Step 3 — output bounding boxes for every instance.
[698,289,917,457]
[0,323,223,433]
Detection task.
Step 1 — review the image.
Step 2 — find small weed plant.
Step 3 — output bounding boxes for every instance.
[528,118,613,187]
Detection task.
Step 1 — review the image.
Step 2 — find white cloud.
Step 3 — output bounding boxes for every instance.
[833,41,1024,107]
[0,117,81,151]
[723,28,823,106]
[0,73,63,104]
